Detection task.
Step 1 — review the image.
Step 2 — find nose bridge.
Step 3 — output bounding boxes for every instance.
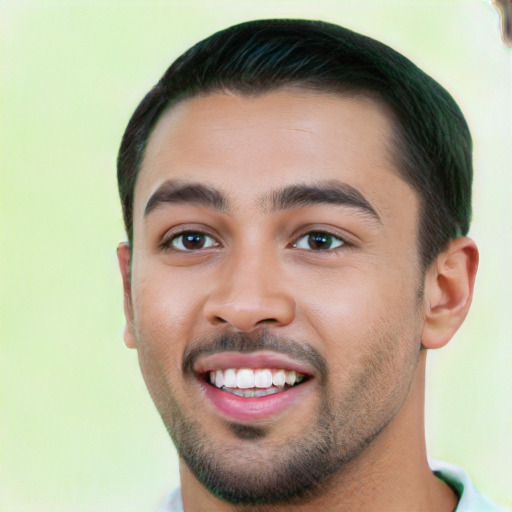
[203,241,296,331]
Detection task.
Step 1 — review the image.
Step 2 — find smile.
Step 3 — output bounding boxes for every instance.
[194,351,314,422]
[209,368,307,397]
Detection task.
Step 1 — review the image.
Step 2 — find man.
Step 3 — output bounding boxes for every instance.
[116,19,506,511]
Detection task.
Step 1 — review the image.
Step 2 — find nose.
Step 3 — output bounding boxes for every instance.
[203,251,296,332]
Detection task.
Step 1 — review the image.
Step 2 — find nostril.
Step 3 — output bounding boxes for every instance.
[204,294,296,331]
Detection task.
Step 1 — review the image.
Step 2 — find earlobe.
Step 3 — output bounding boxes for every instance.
[117,242,137,349]
[421,237,479,349]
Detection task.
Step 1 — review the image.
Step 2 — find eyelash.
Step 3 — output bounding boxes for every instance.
[160,229,348,253]
[160,231,219,252]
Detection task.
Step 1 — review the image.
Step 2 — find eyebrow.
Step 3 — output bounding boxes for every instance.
[269,181,381,222]
[144,178,380,223]
[144,179,227,216]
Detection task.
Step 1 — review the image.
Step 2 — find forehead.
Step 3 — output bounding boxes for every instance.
[134,89,416,227]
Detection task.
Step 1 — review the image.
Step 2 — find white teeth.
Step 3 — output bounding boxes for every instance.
[255,387,279,397]
[285,370,297,386]
[237,369,255,389]
[272,369,286,387]
[227,387,280,398]
[209,367,305,391]
[224,368,237,388]
[254,369,273,388]
[233,388,255,397]
[215,369,224,388]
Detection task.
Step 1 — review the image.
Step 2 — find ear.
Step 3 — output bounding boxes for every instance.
[422,237,479,349]
[117,242,137,349]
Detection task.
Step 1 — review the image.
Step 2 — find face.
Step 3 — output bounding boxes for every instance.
[121,90,425,505]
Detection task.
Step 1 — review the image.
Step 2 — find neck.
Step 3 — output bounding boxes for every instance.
[179,352,457,512]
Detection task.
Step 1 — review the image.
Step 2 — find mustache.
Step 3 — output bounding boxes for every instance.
[182,330,328,384]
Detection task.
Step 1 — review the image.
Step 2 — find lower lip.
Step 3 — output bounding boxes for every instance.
[201,380,314,423]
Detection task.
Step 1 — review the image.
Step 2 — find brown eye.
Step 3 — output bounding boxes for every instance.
[294,232,344,251]
[170,232,217,251]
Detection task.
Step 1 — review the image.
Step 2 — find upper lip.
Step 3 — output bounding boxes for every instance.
[193,350,315,377]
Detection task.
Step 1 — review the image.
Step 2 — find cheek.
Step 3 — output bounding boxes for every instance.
[297,263,422,360]
[130,272,198,412]
[300,265,407,322]
[132,264,206,343]
[129,266,210,399]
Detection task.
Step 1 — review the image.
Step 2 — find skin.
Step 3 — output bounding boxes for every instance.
[118,90,478,511]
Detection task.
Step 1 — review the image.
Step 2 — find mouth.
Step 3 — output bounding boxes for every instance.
[207,367,308,397]
[194,351,314,422]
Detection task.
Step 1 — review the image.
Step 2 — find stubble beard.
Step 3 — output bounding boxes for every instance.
[149,328,422,508]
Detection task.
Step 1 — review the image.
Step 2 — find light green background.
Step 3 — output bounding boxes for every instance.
[1,1,510,511]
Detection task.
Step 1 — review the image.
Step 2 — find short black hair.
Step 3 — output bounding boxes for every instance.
[117,18,472,268]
